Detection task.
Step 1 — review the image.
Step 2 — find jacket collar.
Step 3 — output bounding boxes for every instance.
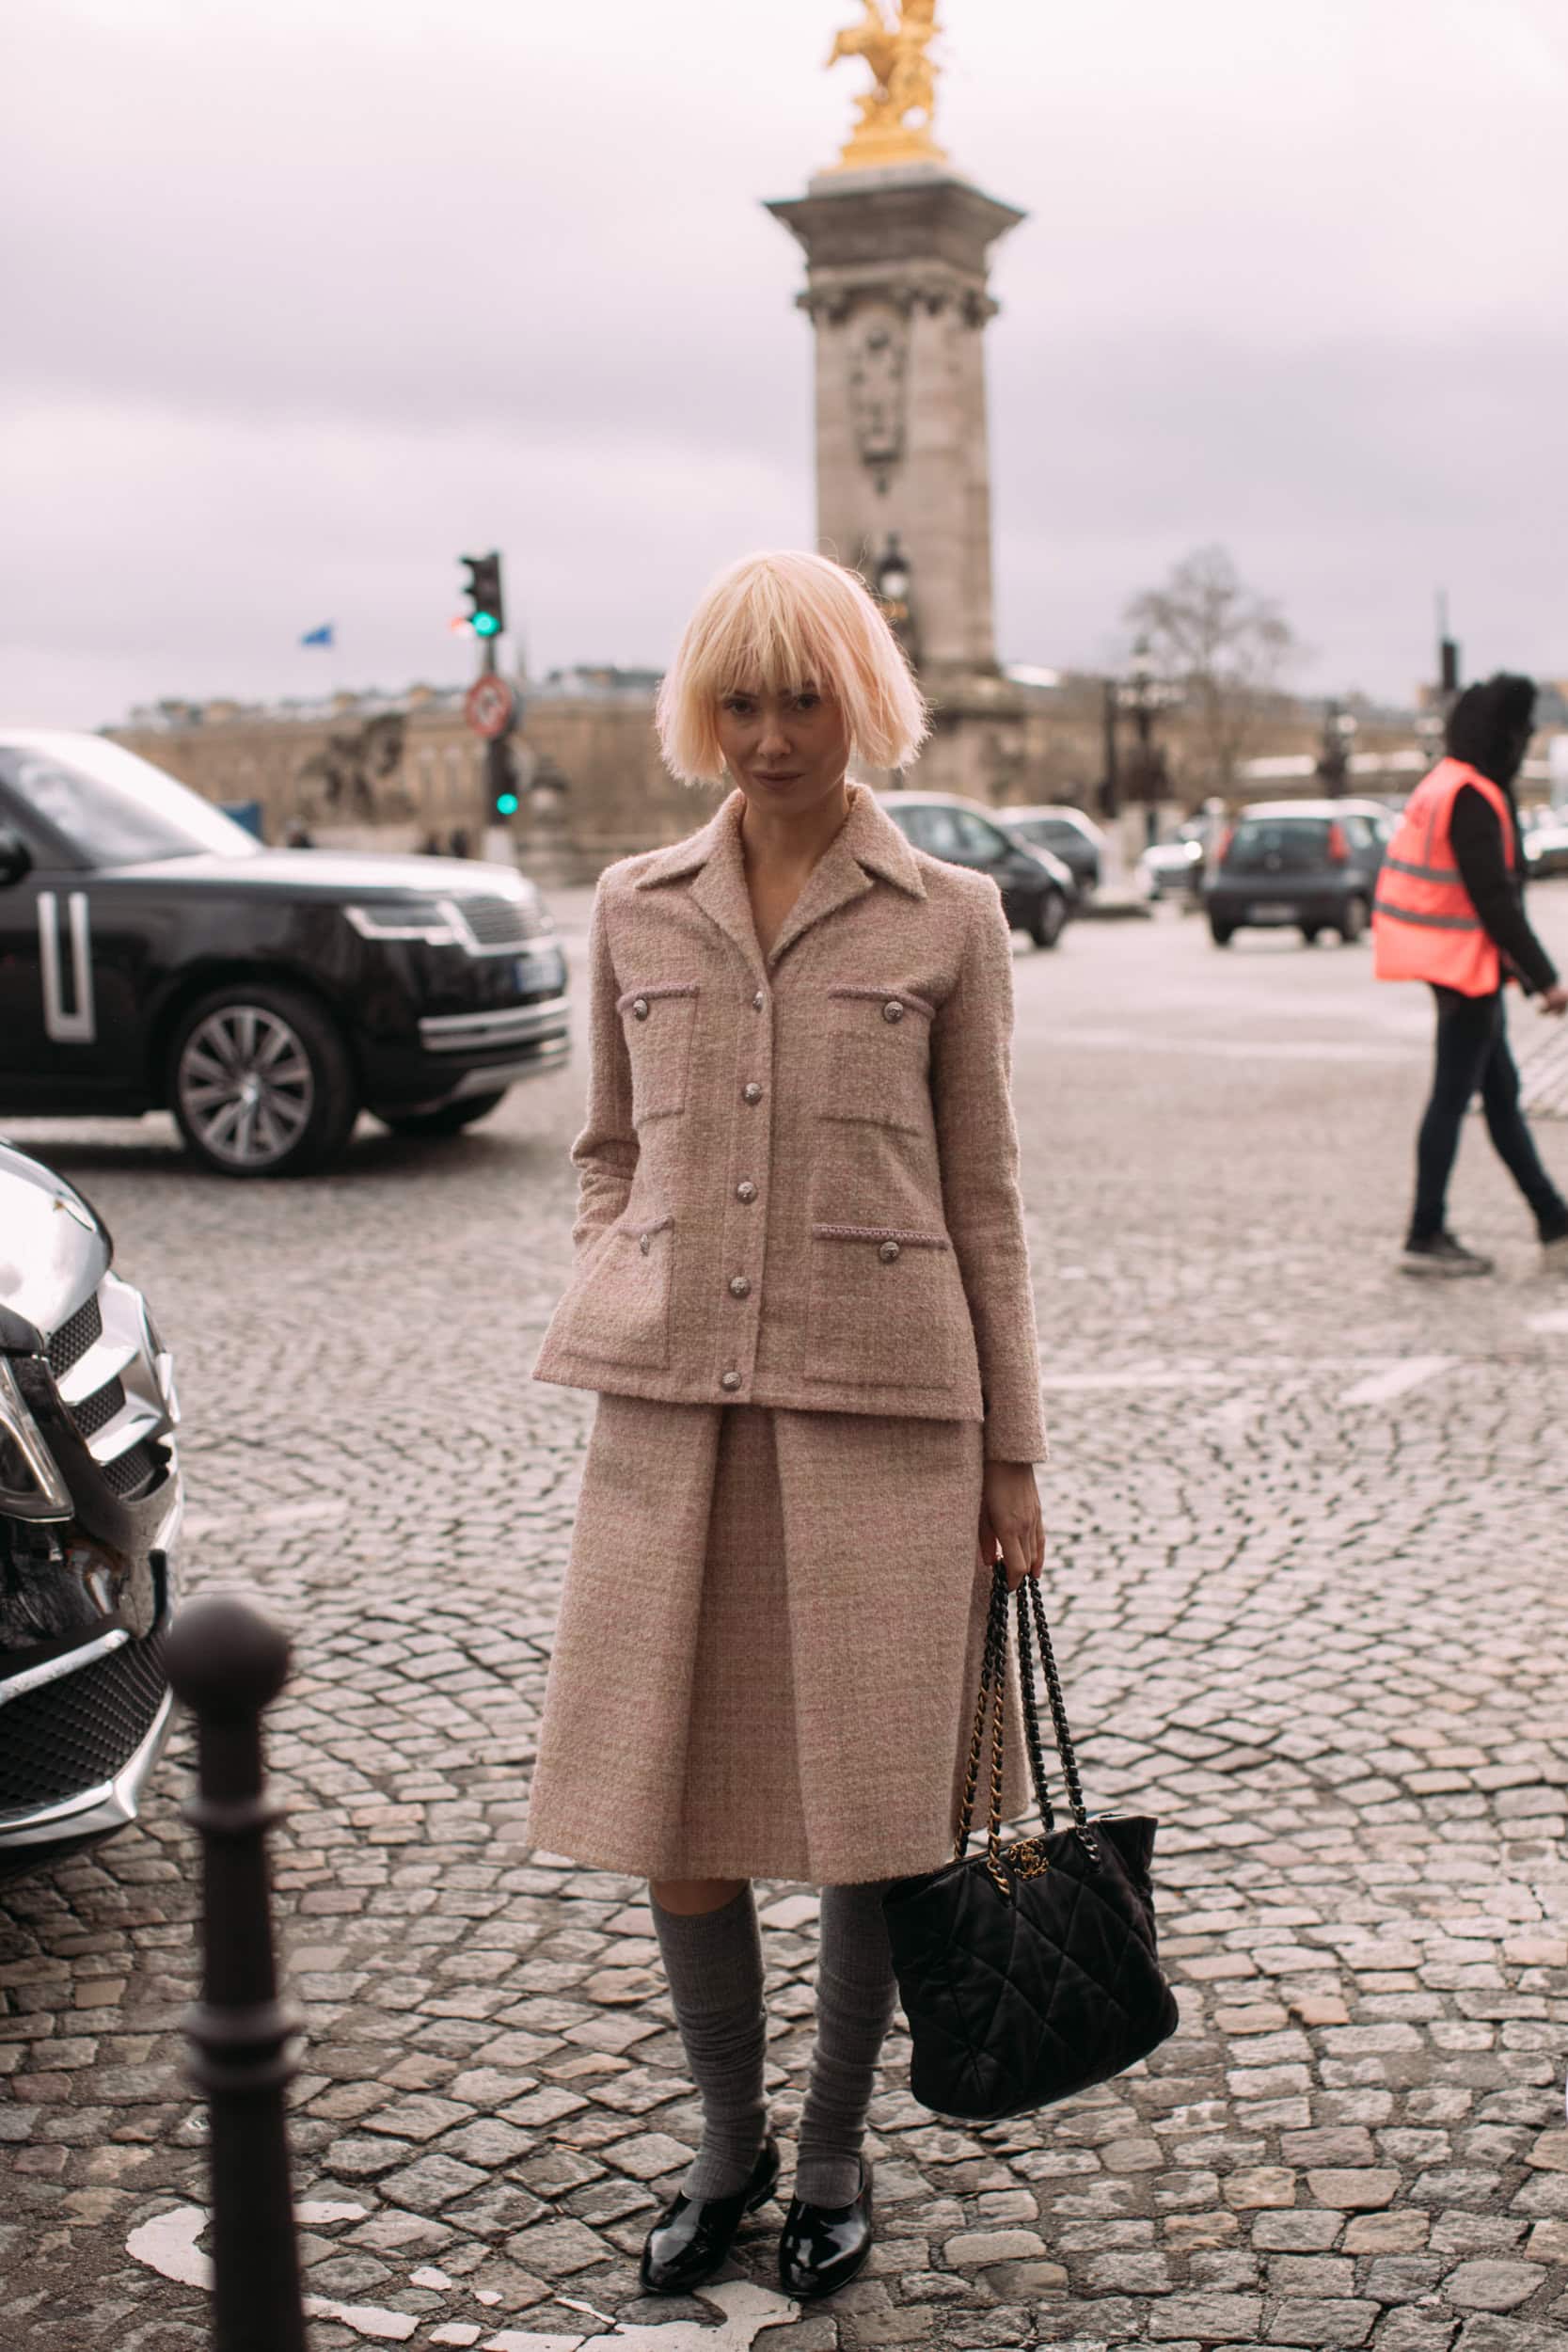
[633,780,927,897]
[632,780,927,977]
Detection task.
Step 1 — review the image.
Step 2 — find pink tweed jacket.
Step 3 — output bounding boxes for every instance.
[530,780,1048,1462]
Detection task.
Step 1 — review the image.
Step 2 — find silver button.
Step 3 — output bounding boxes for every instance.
[879,1239,901,1263]
[729,1275,752,1298]
[736,1180,758,1203]
[752,990,766,1010]
[631,996,650,1021]
[742,1081,764,1104]
[639,1232,653,1257]
[720,1369,741,1391]
[882,998,905,1024]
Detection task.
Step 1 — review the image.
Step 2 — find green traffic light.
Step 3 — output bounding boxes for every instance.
[472,612,500,637]
[496,792,519,817]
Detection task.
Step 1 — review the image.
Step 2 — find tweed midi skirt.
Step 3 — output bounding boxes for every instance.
[523,1395,1034,1883]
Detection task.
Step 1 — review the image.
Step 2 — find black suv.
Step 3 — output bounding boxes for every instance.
[1204,800,1390,947]
[0,731,569,1174]
[879,791,1076,948]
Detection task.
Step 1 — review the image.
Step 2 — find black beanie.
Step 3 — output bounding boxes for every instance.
[1445,673,1538,784]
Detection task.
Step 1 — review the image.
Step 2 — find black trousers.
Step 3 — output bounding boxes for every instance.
[1409,986,1568,1244]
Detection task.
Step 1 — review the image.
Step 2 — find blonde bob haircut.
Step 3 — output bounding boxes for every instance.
[656,548,929,786]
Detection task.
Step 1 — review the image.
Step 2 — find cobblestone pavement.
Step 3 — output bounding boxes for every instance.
[4,883,1568,2352]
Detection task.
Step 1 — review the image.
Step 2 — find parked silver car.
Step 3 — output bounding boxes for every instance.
[1523,806,1568,879]
[0,1142,182,1872]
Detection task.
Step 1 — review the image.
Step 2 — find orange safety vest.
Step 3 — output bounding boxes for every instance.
[1372,757,1517,995]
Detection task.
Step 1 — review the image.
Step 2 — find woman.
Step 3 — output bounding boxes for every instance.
[526,548,1047,2303]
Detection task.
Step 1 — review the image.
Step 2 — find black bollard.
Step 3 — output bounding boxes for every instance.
[165,1594,309,2352]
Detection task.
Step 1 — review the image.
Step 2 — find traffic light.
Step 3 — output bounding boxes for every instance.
[486,739,518,820]
[460,551,505,641]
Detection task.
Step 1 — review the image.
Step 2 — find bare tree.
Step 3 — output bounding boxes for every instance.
[1126,546,1298,796]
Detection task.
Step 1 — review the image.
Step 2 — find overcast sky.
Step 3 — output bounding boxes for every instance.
[7,0,1566,726]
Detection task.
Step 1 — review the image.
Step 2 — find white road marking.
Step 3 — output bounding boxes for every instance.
[124,2211,800,2347]
[469,2281,801,2349]
[1338,1357,1458,1406]
[1046,1025,1411,1064]
[1041,1370,1230,1391]
[302,2295,417,2342]
[1527,1309,1568,1333]
[126,2206,209,2290]
[128,2204,414,2341]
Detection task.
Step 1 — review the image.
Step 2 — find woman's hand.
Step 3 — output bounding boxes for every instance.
[977,1460,1045,1591]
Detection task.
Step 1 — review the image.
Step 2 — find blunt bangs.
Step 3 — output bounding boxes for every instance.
[657,548,930,785]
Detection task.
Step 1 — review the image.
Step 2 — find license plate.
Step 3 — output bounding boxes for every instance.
[1245,903,1295,922]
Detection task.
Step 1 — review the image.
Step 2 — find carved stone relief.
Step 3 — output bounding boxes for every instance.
[845,300,910,492]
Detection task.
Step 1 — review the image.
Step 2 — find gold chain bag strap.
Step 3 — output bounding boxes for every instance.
[883,1562,1180,2122]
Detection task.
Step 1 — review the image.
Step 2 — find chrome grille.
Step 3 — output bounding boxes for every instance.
[72,1375,125,1438]
[0,1628,169,1816]
[453,895,545,948]
[99,1439,166,1501]
[47,1295,103,1379]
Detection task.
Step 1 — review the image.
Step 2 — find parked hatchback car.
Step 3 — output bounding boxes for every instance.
[0,1141,182,1874]
[0,730,569,1175]
[1139,815,1214,902]
[999,805,1104,897]
[1204,800,1388,946]
[879,792,1076,947]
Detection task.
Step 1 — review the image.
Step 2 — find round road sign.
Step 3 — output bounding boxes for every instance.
[465,675,515,741]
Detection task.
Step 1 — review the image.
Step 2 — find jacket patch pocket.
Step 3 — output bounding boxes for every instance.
[804,1224,957,1389]
[822,986,934,1133]
[618,983,699,1124]
[561,1216,673,1371]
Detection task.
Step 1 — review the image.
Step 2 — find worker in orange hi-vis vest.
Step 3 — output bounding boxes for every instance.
[1373,674,1568,1278]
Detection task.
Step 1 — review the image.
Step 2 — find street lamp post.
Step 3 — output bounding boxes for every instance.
[1316,701,1358,798]
[1415,705,1446,774]
[874,532,915,662]
[873,533,918,785]
[1116,637,1180,850]
[1100,676,1121,821]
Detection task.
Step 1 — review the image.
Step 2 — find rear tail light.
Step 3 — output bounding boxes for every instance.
[1215,827,1233,864]
[1327,822,1350,865]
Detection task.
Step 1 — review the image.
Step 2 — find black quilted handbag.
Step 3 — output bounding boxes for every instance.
[881,1564,1179,2122]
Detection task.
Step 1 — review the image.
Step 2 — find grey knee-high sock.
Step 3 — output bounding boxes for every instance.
[650,1883,769,2201]
[795,1880,898,2208]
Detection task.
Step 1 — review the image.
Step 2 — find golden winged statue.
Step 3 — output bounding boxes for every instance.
[827,0,946,172]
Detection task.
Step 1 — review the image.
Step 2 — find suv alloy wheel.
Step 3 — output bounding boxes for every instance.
[169,983,359,1176]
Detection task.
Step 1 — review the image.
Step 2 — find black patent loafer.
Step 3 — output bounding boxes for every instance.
[639,2134,781,2296]
[778,2154,875,2301]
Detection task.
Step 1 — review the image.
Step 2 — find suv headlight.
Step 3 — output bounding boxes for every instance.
[344,899,461,946]
[0,1358,71,1521]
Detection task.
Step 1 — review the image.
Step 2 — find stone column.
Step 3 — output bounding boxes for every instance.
[765,164,1024,705]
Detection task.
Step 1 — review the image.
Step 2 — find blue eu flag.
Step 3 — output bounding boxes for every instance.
[300,623,334,648]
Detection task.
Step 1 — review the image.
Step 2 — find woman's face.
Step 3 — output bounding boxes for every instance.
[715,683,852,818]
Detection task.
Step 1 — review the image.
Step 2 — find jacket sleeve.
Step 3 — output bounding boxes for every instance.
[930,881,1049,1464]
[1449,786,1559,995]
[568,885,639,1256]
